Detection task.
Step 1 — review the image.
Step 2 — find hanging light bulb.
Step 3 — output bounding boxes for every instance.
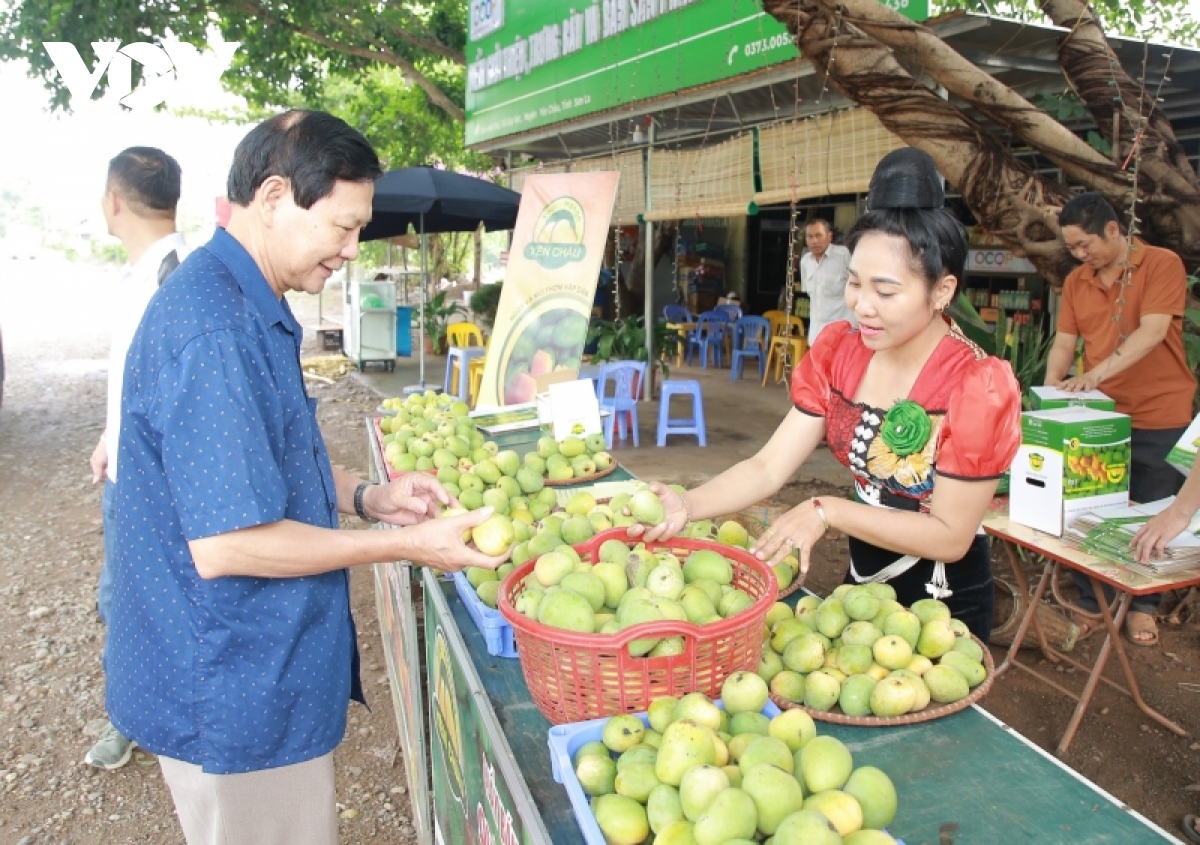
[631,123,644,144]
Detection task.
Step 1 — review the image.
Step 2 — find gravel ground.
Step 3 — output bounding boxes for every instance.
[3,255,1200,844]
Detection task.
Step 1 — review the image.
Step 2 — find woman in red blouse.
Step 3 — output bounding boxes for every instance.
[640,148,1021,640]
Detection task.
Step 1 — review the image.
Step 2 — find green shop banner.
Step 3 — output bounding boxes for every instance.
[466,0,929,145]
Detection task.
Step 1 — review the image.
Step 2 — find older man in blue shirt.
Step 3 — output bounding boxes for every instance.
[107,110,505,845]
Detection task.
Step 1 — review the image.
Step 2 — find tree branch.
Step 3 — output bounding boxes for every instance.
[232,0,465,123]
[833,0,1130,201]
[297,26,464,123]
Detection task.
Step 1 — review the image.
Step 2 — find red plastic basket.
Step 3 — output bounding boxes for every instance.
[497,528,776,725]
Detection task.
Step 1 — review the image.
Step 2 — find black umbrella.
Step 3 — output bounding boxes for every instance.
[359,167,521,390]
[360,166,520,241]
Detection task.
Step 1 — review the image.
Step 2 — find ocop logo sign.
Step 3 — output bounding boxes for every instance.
[43,40,240,111]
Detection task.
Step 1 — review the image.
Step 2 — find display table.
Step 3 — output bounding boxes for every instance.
[983,510,1197,755]
[367,422,1178,844]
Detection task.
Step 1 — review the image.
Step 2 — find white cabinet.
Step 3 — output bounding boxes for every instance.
[344,280,397,371]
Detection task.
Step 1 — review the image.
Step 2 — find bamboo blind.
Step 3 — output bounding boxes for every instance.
[507,162,568,194]
[569,151,645,226]
[644,133,755,222]
[756,109,905,206]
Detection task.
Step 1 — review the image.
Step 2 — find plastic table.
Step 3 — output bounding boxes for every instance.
[982,510,1197,754]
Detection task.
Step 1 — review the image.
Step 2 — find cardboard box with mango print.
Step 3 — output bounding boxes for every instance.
[1010,407,1131,536]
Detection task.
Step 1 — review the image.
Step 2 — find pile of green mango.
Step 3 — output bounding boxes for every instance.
[757,587,988,718]
[505,522,766,656]
[378,392,616,509]
[574,686,900,844]
[691,518,804,596]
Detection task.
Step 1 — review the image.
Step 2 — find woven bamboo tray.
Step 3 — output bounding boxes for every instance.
[543,460,619,487]
[776,570,808,599]
[769,634,996,726]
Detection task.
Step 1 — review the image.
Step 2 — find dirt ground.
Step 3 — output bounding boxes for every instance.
[1,259,1199,843]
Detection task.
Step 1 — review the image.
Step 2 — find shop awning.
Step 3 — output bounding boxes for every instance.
[508,162,567,194]
[644,133,756,221]
[507,151,646,226]
[756,109,906,206]
[569,151,646,226]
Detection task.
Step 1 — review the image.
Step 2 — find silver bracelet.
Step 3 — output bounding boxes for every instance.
[679,493,692,526]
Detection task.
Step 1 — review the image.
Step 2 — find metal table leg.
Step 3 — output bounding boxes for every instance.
[995,541,1056,676]
[1054,576,1188,754]
[990,542,1188,754]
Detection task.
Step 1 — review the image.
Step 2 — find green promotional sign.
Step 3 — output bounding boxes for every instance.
[427,578,536,845]
[466,0,929,145]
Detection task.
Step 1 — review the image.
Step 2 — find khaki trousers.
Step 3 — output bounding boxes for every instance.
[158,752,337,845]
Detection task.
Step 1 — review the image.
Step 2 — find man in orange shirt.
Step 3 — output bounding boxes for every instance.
[1045,192,1196,647]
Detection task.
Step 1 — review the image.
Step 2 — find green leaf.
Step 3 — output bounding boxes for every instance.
[1086,130,1113,158]
[1184,333,1200,372]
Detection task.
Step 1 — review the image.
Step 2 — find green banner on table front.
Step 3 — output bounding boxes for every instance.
[374,562,432,845]
[428,582,536,845]
[477,171,619,408]
[466,0,929,145]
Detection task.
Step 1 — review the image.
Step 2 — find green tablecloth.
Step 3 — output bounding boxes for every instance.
[442,578,1172,845]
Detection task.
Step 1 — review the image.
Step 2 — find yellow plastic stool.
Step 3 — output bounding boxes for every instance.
[762,336,808,387]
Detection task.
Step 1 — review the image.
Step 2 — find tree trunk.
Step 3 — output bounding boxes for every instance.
[1040,0,1200,269]
[761,0,1077,285]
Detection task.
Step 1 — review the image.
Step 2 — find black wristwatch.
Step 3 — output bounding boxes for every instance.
[354,482,380,523]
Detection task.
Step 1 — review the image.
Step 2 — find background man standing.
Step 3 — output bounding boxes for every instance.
[799,219,854,342]
[86,146,187,771]
[1045,191,1196,648]
[106,110,504,845]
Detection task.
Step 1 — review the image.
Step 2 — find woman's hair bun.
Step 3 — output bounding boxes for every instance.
[866,148,945,211]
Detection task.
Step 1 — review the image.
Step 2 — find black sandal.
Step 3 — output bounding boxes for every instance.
[1181,815,1200,845]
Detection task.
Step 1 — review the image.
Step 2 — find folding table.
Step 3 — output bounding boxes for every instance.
[983,510,1197,754]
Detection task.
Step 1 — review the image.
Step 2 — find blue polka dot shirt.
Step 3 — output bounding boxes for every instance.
[106,228,363,774]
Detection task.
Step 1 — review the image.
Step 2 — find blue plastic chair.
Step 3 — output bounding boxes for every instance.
[730,316,770,382]
[663,304,692,323]
[686,312,727,369]
[596,360,647,448]
[714,303,743,323]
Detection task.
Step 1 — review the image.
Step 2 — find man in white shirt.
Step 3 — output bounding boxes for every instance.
[86,147,187,770]
[800,219,854,343]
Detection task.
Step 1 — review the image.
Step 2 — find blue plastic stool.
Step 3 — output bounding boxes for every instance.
[657,380,707,446]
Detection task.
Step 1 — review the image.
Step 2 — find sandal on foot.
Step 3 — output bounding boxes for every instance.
[1181,815,1200,845]
[1123,610,1159,648]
